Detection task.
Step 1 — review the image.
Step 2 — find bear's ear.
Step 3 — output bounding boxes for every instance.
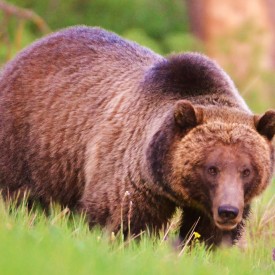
[255,110,275,140]
[174,100,203,129]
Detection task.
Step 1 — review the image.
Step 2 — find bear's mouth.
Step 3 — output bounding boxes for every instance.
[215,220,238,231]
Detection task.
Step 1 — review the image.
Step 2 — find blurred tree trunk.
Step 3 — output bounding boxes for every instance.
[185,0,206,40]
[186,0,275,111]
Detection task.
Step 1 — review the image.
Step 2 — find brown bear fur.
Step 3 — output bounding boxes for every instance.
[0,26,274,246]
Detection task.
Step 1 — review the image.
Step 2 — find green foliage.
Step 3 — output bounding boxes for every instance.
[10,0,189,37]
[163,32,204,54]
[122,28,163,54]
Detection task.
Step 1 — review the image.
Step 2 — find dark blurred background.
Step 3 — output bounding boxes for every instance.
[0,0,274,112]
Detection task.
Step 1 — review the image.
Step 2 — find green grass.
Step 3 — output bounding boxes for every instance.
[0,181,274,275]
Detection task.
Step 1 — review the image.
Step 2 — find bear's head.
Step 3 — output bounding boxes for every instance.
[149,100,275,231]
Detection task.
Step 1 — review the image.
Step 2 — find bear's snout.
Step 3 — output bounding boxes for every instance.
[211,182,244,231]
[214,203,242,230]
[218,205,239,221]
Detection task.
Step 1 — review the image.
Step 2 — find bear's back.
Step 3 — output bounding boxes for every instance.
[0,26,249,112]
[1,26,161,83]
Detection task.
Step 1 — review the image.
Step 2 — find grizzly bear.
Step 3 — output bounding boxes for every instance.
[0,26,274,247]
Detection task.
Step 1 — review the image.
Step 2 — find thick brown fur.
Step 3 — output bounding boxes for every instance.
[0,26,274,246]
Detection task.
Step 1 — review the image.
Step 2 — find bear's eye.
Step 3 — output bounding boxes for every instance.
[208,166,219,176]
[242,169,250,178]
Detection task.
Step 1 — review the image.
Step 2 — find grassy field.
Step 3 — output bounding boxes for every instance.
[0,180,274,275]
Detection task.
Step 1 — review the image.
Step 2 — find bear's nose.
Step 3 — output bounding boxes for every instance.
[218,205,239,220]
